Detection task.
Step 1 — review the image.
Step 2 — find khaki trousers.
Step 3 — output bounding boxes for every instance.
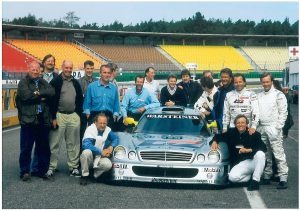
[49,112,80,171]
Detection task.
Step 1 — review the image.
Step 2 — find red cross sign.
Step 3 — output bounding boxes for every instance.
[289,46,299,60]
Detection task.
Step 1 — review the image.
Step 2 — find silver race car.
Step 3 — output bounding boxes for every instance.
[110,107,230,186]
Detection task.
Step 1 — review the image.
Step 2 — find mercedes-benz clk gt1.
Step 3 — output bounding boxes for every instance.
[110,107,230,186]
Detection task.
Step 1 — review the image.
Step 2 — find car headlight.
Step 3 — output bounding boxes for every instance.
[208,150,220,163]
[128,151,136,160]
[113,146,126,160]
[197,154,205,163]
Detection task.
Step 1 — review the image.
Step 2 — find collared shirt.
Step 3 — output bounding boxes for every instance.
[78,75,98,97]
[43,72,55,83]
[144,79,160,97]
[83,80,120,116]
[121,87,160,117]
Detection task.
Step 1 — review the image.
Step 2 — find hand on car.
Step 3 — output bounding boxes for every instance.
[211,141,219,150]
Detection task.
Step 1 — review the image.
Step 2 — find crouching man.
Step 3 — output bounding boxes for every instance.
[210,114,267,191]
[80,113,119,185]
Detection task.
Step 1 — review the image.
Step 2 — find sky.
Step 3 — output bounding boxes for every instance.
[2,1,299,27]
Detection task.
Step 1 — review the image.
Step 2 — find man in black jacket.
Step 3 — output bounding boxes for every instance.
[16,61,55,181]
[177,69,203,107]
[46,60,83,179]
[210,114,267,191]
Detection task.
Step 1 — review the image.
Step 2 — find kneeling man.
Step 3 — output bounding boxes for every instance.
[80,113,119,185]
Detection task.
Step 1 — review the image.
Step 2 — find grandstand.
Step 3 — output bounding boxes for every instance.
[5,39,104,70]
[85,44,180,71]
[240,46,289,71]
[2,42,39,72]
[160,45,253,72]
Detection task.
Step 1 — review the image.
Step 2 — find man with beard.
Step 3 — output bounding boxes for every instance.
[119,75,160,131]
[41,54,58,83]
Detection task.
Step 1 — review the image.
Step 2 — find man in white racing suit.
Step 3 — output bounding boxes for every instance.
[257,72,288,189]
[222,73,259,135]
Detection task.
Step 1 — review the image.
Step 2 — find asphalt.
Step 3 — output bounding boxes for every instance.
[2,104,299,209]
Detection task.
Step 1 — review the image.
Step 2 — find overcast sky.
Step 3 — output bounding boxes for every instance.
[2,1,299,26]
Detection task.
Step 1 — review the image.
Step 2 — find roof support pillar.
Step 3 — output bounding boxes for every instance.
[64,34,67,42]
[25,32,28,40]
[203,39,206,46]
[162,38,165,45]
[182,39,185,45]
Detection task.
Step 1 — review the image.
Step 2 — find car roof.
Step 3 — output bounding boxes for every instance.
[144,106,199,116]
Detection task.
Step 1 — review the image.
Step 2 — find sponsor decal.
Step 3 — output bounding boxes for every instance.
[113,163,128,169]
[151,178,177,183]
[197,180,215,184]
[240,96,249,100]
[233,99,244,103]
[168,140,201,145]
[204,167,221,173]
[114,176,123,180]
[146,114,199,120]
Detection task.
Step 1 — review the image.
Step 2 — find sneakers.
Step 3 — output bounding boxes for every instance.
[247,180,259,191]
[260,178,271,185]
[42,170,55,181]
[21,173,31,182]
[80,176,89,185]
[70,168,81,177]
[277,181,288,189]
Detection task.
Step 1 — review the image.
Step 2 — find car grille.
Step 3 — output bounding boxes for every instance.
[139,151,193,162]
[132,166,198,178]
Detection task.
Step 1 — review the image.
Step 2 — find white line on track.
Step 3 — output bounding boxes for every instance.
[288,135,298,142]
[243,187,267,208]
[2,126,21,133]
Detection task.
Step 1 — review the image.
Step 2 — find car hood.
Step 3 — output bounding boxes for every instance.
[118,132,212,152]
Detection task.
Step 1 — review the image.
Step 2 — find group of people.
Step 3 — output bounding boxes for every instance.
[16,55,292,190]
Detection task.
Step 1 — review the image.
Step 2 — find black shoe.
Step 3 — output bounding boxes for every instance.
[80,176,89,185]
[30,171,40,177]
[21,173,31,182]
[277,181,288,189]
[247,180,260,191]
[260,178,271,185]
[271,176,280,182]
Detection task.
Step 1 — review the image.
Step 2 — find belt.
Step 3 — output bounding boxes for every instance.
[59,111,74,114]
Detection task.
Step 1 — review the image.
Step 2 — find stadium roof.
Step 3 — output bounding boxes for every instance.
[3,24,298,40]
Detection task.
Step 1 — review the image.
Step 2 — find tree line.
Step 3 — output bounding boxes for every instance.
[3,11,298,35]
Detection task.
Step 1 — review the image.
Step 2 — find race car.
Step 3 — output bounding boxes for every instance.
[110,106,230,186]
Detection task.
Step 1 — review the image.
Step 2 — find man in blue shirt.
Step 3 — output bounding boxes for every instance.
[80,114,119,185]
[83,64,120,130]
[119,75,160,130]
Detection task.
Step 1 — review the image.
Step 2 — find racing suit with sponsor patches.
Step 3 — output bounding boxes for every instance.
[257,86,288,182]
[222,88,259,130]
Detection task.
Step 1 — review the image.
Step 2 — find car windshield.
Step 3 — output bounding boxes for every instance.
[134,113,209,136]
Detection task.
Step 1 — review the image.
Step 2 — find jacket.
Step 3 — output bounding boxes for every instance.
[222,88,259,129]
[49,73,83,119]
[177,80,203,107]
[257,86,287,129]
[16,74,55,127]
[210,128,267,166]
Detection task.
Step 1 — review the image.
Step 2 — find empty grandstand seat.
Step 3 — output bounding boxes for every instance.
[160,45,253,72]
[85,44,180,71]
[2,42,39,72]
[6,40,103,70]
[241,46,289,71]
